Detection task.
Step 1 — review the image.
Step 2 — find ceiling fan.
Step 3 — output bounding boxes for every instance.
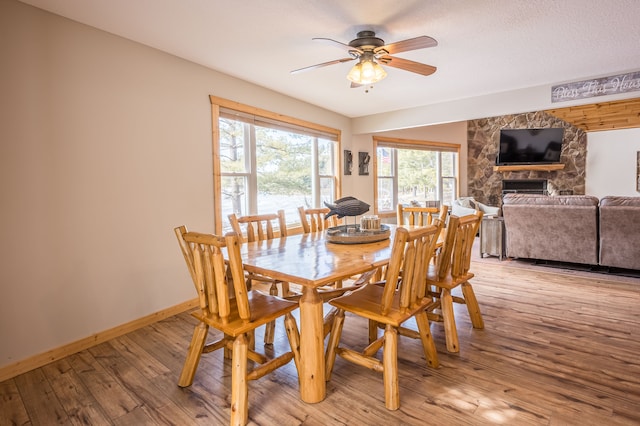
[291,30,438,87]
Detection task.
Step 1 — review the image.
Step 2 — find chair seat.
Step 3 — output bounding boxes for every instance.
[191,290,298,337]
[329,284,435,328]
[426,265,474,290]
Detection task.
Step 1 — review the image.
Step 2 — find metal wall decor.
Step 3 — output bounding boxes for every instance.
[344,150,353,175]
[358,151,370,175]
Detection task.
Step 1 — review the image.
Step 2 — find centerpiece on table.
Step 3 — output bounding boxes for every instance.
[324,196,390,244]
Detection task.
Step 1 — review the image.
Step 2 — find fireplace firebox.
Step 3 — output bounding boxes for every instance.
[502,179,548,195]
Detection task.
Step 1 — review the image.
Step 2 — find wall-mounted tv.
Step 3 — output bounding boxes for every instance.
[497,128,564,165]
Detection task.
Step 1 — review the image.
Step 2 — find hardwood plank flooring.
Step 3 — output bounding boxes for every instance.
[2,253,640,425]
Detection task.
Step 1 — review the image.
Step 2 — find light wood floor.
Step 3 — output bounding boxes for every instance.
[2,258,640,425]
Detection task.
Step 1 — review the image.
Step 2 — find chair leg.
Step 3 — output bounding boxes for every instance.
[414,312,439,368]
[441,288,460,353]
[383,325,399,410]
[461,281,484,329]
[284,313,301,375]
[224,333,232,359]
[264,283,279,345]
[325,309,345,381]
[368,319,379,344]
[231,333,249,426]
[178,322,208,387]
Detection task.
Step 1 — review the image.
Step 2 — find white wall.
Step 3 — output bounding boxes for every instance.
[0,0,350,369]
[586,128,640,198]
[2,0,639,372]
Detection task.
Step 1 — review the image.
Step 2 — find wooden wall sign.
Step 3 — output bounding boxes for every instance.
[552,71,640,103]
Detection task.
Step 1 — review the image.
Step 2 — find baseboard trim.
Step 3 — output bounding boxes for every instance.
[0,298,198,383]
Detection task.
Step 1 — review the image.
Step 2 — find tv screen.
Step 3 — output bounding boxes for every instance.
[497,128,564,165]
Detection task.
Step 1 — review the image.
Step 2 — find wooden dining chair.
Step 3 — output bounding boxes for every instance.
[397,203,449,265]
[397,203,448,226]
[297,206,339,233]
[174,226,300,426]
[425,210,484,353]
[228,210,292,344]
[229,210,287,244]
[325,224,442,411]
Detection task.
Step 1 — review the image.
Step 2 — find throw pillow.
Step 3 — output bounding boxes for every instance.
[458,198,477,209]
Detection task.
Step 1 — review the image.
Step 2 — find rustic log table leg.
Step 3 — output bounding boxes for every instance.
[298,286,326,403]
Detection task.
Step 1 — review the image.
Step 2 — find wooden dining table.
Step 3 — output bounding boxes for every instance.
[238,225,404,403]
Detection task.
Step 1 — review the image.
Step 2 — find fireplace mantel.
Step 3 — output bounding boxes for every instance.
[493,164,565,172]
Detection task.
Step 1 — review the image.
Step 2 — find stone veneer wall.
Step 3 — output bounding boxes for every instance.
[467,111,587,207]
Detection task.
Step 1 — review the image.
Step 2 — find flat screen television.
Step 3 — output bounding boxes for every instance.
[497,128,564,165]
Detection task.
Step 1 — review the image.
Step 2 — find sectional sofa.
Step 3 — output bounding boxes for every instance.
[501,194,640,270]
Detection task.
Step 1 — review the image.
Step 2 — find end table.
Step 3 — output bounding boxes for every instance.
[479,216,505,260]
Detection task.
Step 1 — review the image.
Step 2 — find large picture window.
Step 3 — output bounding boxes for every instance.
[211,96,340,233]
[373,136,460,215]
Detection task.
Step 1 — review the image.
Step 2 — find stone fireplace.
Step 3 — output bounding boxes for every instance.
[467,111,587,208]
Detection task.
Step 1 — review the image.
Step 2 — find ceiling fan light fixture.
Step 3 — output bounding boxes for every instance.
[347,58,387,85]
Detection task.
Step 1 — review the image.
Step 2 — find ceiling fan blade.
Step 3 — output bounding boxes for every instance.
[374,36,437,55]
[350,82,362,88]
[378,56,437,76]
[290,57,355,74]
[312,37,364,55]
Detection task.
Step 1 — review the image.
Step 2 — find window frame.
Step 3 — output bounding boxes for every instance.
[211,96,342,234]
[372,136,461,218]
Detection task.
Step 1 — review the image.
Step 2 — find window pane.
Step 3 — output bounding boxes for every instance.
[317,139,334,176]
[377,177,393,211]
[442,152,456,177]
[255,126,313,224]
[219,118,247,172]
[442,177,456,206]
[377,147,393,176]
[320,177,334,205]
[398,149,437,203]
[221,175,248,230]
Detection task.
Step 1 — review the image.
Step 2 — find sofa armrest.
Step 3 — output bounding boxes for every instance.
[477,202,500,217]
[599,196,640,270]
[451,203,476,217]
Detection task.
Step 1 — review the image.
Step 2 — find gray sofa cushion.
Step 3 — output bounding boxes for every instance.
[599,196,640,270]
[502,194,599,265]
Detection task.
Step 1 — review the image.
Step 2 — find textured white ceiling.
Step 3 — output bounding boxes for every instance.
[19,0,640,118]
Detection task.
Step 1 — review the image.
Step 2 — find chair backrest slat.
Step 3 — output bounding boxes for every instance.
[298,206,339,233]
[175,227,249,322]
[228,210,287,243]
[224,233,251,319]
[397,204,448,227]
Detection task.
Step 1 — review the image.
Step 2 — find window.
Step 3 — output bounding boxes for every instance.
[374,136,460,215]
[211,96,340,233]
